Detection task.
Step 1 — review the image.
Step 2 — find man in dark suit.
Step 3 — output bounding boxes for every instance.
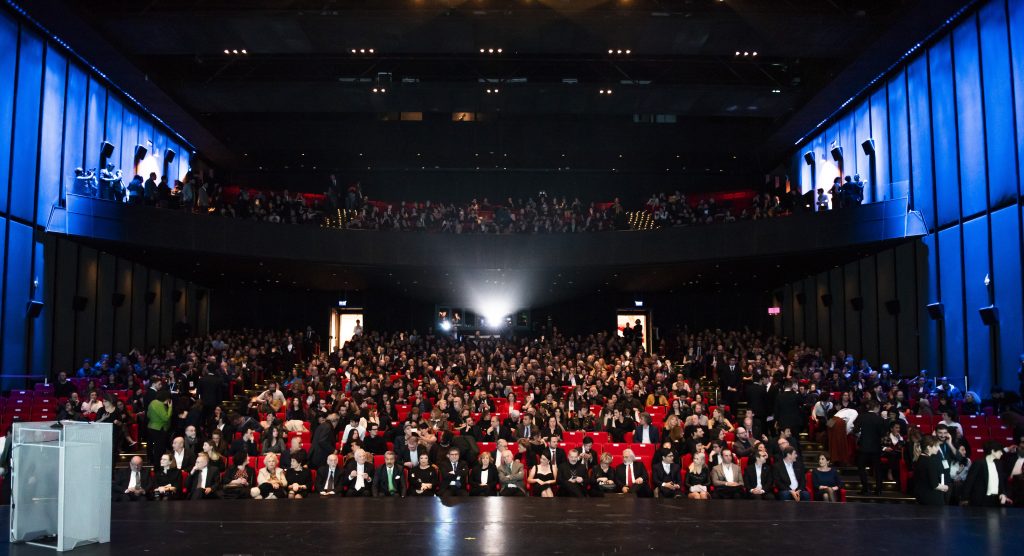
[614,449,652,497]
[717,356,741,414]
[372,451,406,497]
[540,436,567,468]
[633,414,660,445]
[773,380,803,435]
[963,441,1014,507]
[439,448,468,496]
[578,436,599,469]
[113,456,151,502]
[308,413,339,468]
[482,415,513,442]
[197,367,225,422]
[395,433,428,468]
[745,375,770,426]
[315,453,342,496]
[186,453,218,499]
[362,423,387,455]
[343,449,374,497]
[468,452,500,496]
[1005,437,1024,507]
[515,414,536,440]
[773,446,809,501]
[557,449,590,497]
[651,450,683,498]
[853,402,887,495]
[743,451,774,499]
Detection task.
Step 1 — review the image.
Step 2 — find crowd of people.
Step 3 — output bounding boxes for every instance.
[74,165,842,233]
[38,322,1023,505]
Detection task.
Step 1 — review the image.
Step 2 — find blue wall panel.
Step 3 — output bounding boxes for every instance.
[84,77,106,174]
[963,216,992,395]
[991,206,1023,390]
[887,74,911,201]
[938,227,966,387]
[980,0,1017,208]
[875,249,898,366]
[868,89,890,201]
[10,30,44,222]
[2,221,33,371]
[839,113,857,179]
[120,108,138,177]
[61,65,87,195]
[853,100,872,196]
[37,47,66,226]
[30,235,52,373]
[953,19,987,219]
[104,97,123,172]
[930,37,961,227]
[844,262,862,356]
[918,236,941,374]
[859,256,880,364]
[0,14,17,214]
[907,56,936,226]
[1011,0,1024,195]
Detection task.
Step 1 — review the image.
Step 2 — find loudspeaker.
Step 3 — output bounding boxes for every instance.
[861,138,875,156]
[926,302,944,320]
[100,141,115,159]
[979,305,999,326]
[146,291,157,305]
[803,151,815,166]
[830,146,843,162]
[885,299,901,315]
[820,294,832,307]
[134,144,148,161]
[112,293,126,307]
[850,297,864,311]
[27,300,44,318]
[795,292,806,305]
[164,149,176,165]
[72,296,88,312]
[173,289,184,303]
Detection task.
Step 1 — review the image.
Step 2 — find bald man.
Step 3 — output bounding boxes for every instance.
[114,456,150,501]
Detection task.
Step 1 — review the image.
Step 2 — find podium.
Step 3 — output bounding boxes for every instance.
[9,422,112,551]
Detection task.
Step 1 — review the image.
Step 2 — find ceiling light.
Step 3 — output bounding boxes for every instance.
[241,49,247,54]
[608,49,614,54]
[223,49,230,54]
[480,48,485,53]
[368,49,374,54]
[497,48,503,53]
[771,89,782,94]
[752,51,758,56]
[625,49,631,54]
[232,49,239,54]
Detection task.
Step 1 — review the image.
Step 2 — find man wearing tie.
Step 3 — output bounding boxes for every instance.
[440,448,467,496]
[372,451,406,497]
[718,356,740,413]
[316,453,341,496]
[516,415,535,441]
[544,436,567,467]
[187,453,217,499]
[344,449,374,497]
[113,456,150,502]
[614,449,652,497]
[633,414,660,445]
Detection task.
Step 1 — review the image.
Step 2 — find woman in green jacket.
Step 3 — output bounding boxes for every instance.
[147,389,172,465]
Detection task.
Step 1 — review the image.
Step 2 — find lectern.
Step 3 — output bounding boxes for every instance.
[9,422,112,551]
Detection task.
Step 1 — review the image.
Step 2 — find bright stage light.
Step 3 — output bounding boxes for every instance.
[440,320,452,331]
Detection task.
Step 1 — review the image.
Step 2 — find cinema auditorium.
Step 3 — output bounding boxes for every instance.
[0,0,1022,554]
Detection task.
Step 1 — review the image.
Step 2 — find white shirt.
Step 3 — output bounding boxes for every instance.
[480,468,489,485]
[986,457,1000,496]
[324,466,337,490]
[355,463,366,490]
[641,427,651,444]
[723,465,734,483]
[174,451,185,469]
[127,469,140,490]
[197,467,208,489]
[1012,456,1024,478]
[784,461,798,490]
[753,463,764,489]
[835,408,859,434]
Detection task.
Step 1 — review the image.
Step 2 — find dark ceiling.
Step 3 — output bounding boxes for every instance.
[56,0,923,181]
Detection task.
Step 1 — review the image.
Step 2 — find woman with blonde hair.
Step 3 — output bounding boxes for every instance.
[685,452,711,500]
[251,453,288,499]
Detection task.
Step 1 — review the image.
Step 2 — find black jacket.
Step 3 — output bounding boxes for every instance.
[963,457,1008,506]
[853,411,886,454]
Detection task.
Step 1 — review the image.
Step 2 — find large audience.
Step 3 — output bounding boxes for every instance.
[35,323,1023,505]
[74,167,820,233]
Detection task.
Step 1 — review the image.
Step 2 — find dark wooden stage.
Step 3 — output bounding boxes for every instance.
[3,499,1021,555]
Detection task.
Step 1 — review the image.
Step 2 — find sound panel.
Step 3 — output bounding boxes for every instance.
[844,262,861,356]
[52,236,77,372]
[895,242,920,373]
[991,206,1023,391]
[10,29,44,222]
[120,108,139,178]
[1013,0,1024,193]
[859,256,879,365]
[868,88,890,202]
[954,18,987,219]
[816,272,830,353]
[876,249,898,366]
[979,1,1017,209]
[887,74,910,201]
[84,77,106,174]
[2,222,33,371]
[854,100,872,201]
[94,252,115,358]
[37,46,66,226]
[918,236,941,374]
[907,56,936,228]
[829,267,846,353]
[29,234,54,373]
[964,216,992,394]
[74,246,97,365]
[938,227,965,387]
[62,65,88,199]
[0,13,16,214]
[113,261,132,353]
[930,37,960,227]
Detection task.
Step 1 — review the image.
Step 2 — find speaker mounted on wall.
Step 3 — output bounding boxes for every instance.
[803,152,815,166]
[112,293,126,307]
[99,141,115,159]
[134,144,148,162]
[861,138,875,156]
[820,294,832,307]
[27,301,44,318]
[850,297,864,311]
[146,291,157,305]
[830,146,843,162]
[926,302,944,320]
[885,299,901,315]
[164,149,176,165]
[978,305,999,326]
[72,296,88,312]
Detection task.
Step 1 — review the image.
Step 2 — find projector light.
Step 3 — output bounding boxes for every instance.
[440,320,451,331]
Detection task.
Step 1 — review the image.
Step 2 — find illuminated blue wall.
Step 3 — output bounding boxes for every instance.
[788,0,1024,396]
[0,6,204,384]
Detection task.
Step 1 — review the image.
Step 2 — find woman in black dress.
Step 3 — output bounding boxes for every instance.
[590,452,617,496]
[409,453,438,496]
[528,452,557,497]
[219,452,255,499]
[151,453,181,500]
[285,452,313,499]
[685,452,711,500]
[914,436,950,505]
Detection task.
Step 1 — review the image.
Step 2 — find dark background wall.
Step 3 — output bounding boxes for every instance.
[785,0,1024,396]
[0,7,206,388]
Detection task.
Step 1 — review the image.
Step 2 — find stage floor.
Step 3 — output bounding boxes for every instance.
[3,498,1021,555]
